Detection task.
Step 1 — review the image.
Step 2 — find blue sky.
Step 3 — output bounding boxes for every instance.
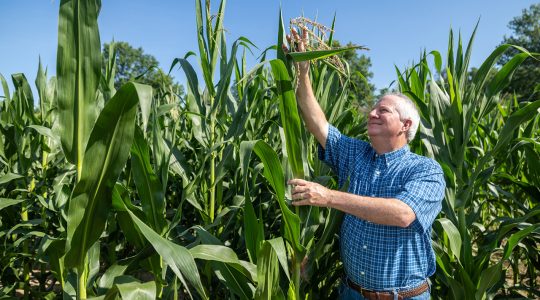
[0,0,538,97]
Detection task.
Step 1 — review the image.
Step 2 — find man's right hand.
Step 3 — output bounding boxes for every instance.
[282,27,310,77]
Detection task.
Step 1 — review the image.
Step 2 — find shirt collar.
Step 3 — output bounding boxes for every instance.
[372,144,410,165]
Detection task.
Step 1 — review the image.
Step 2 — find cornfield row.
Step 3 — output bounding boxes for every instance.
[0,0,538,299]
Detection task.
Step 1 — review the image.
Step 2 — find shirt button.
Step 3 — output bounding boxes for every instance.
[363,245,367,249]
[361,271,365,275]
[370,194,375,197]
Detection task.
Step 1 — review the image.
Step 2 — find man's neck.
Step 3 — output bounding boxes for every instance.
[370,137,407,155]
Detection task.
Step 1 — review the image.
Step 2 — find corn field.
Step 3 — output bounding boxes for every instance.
[0,0,539,299]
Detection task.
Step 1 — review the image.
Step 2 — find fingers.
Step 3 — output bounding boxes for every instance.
[301,26,308,41]
[282,42,289,54]
[291,199,309,206]
[291,190,308,201]
[287,178,308,186]
[291,185,308,195]
[291,27,300,41]
[287,27,308,52]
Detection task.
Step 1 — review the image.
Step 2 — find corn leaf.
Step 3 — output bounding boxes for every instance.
[0,198,25,211]
[65,83,149,270]
[277,7,287,63]
[254,241,285,300]
[12,74,37,123]
[287,46,367,62]
[502,224,539,261]
[0,173,24,185]
[189,244,257,283]
[435,218,462,260]
[493,100,540,154]
[250,140,303,254]
[474,263,502,300]
[269,59,304,179]
[121,200,208,300]
[57,0,101,168]
[240,140,265,262]
[130,127,166,234]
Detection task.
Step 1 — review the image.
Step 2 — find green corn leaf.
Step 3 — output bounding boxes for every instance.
[190,244,258,283]
[195,0,215,96]
[435,218,462,260]
[461,20,479,86]
[111,183,146,248]
[103,40,117,100]
[455,33,464,82]
[98,263,130,291]
[209,0,226,78]
[470,44,514,94]
[502,224,539,261]
[0,173,24,185]
[287,46,368,62]
[312,207,343,261]
[0,73,10,103]
[277,6,287,63]
[429,51,442,75]
[64,83,149,270]
[137,85,153,134]
[213,38,240,114]
[212,262,254,300]
[115,280,156,300]
[474,263,502,300]
[243,191,263,263]
[36,58,48,123]
[493,100,540,155]
[57,0,101,169]
[12,73,37,123]
[0,198,25,211]
[447,277,465,300]
[486,52,532,99]
[255,241,285,300]
[266,237,290,281]
[120,199,208,300]
[328,13,336,46]
[250,140,304,254]
[27,125,59,143]
[240,140,265,262]
[103,278,156,300]
[130,127,166,234]
[269,59,304,179]
[447,29,455,75]
[169,58,204,116]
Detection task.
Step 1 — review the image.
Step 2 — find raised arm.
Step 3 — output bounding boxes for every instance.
[284,27,328,148]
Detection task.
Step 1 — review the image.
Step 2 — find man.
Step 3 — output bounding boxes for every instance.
[284,27,446,300]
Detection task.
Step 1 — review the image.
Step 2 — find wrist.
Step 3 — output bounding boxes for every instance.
[298,74,309,83]
[326,188,337,208]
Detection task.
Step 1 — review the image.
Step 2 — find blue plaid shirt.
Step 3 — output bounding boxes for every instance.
[319,124,445,291]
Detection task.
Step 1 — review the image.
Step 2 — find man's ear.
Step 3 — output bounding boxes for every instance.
[402,119,412,132]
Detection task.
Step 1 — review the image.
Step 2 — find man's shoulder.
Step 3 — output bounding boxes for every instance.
[405,152,443,173]
[338,132,371,152]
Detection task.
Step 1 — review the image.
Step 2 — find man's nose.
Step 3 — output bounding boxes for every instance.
[368,109,377,118]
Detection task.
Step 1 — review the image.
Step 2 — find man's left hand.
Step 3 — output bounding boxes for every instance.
[287,179,333,207]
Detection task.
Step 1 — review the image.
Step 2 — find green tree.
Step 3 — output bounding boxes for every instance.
[498,3,540,100]
[333,40,376,105]
[103,41,184,95]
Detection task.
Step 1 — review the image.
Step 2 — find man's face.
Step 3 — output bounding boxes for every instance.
[367,95,405,141]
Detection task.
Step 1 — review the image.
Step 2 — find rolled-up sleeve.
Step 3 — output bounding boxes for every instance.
[395,160,446,233]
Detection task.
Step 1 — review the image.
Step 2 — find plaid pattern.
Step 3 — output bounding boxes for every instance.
[319,124,445,291]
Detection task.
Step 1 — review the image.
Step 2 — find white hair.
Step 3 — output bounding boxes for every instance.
[377,93,420,143]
